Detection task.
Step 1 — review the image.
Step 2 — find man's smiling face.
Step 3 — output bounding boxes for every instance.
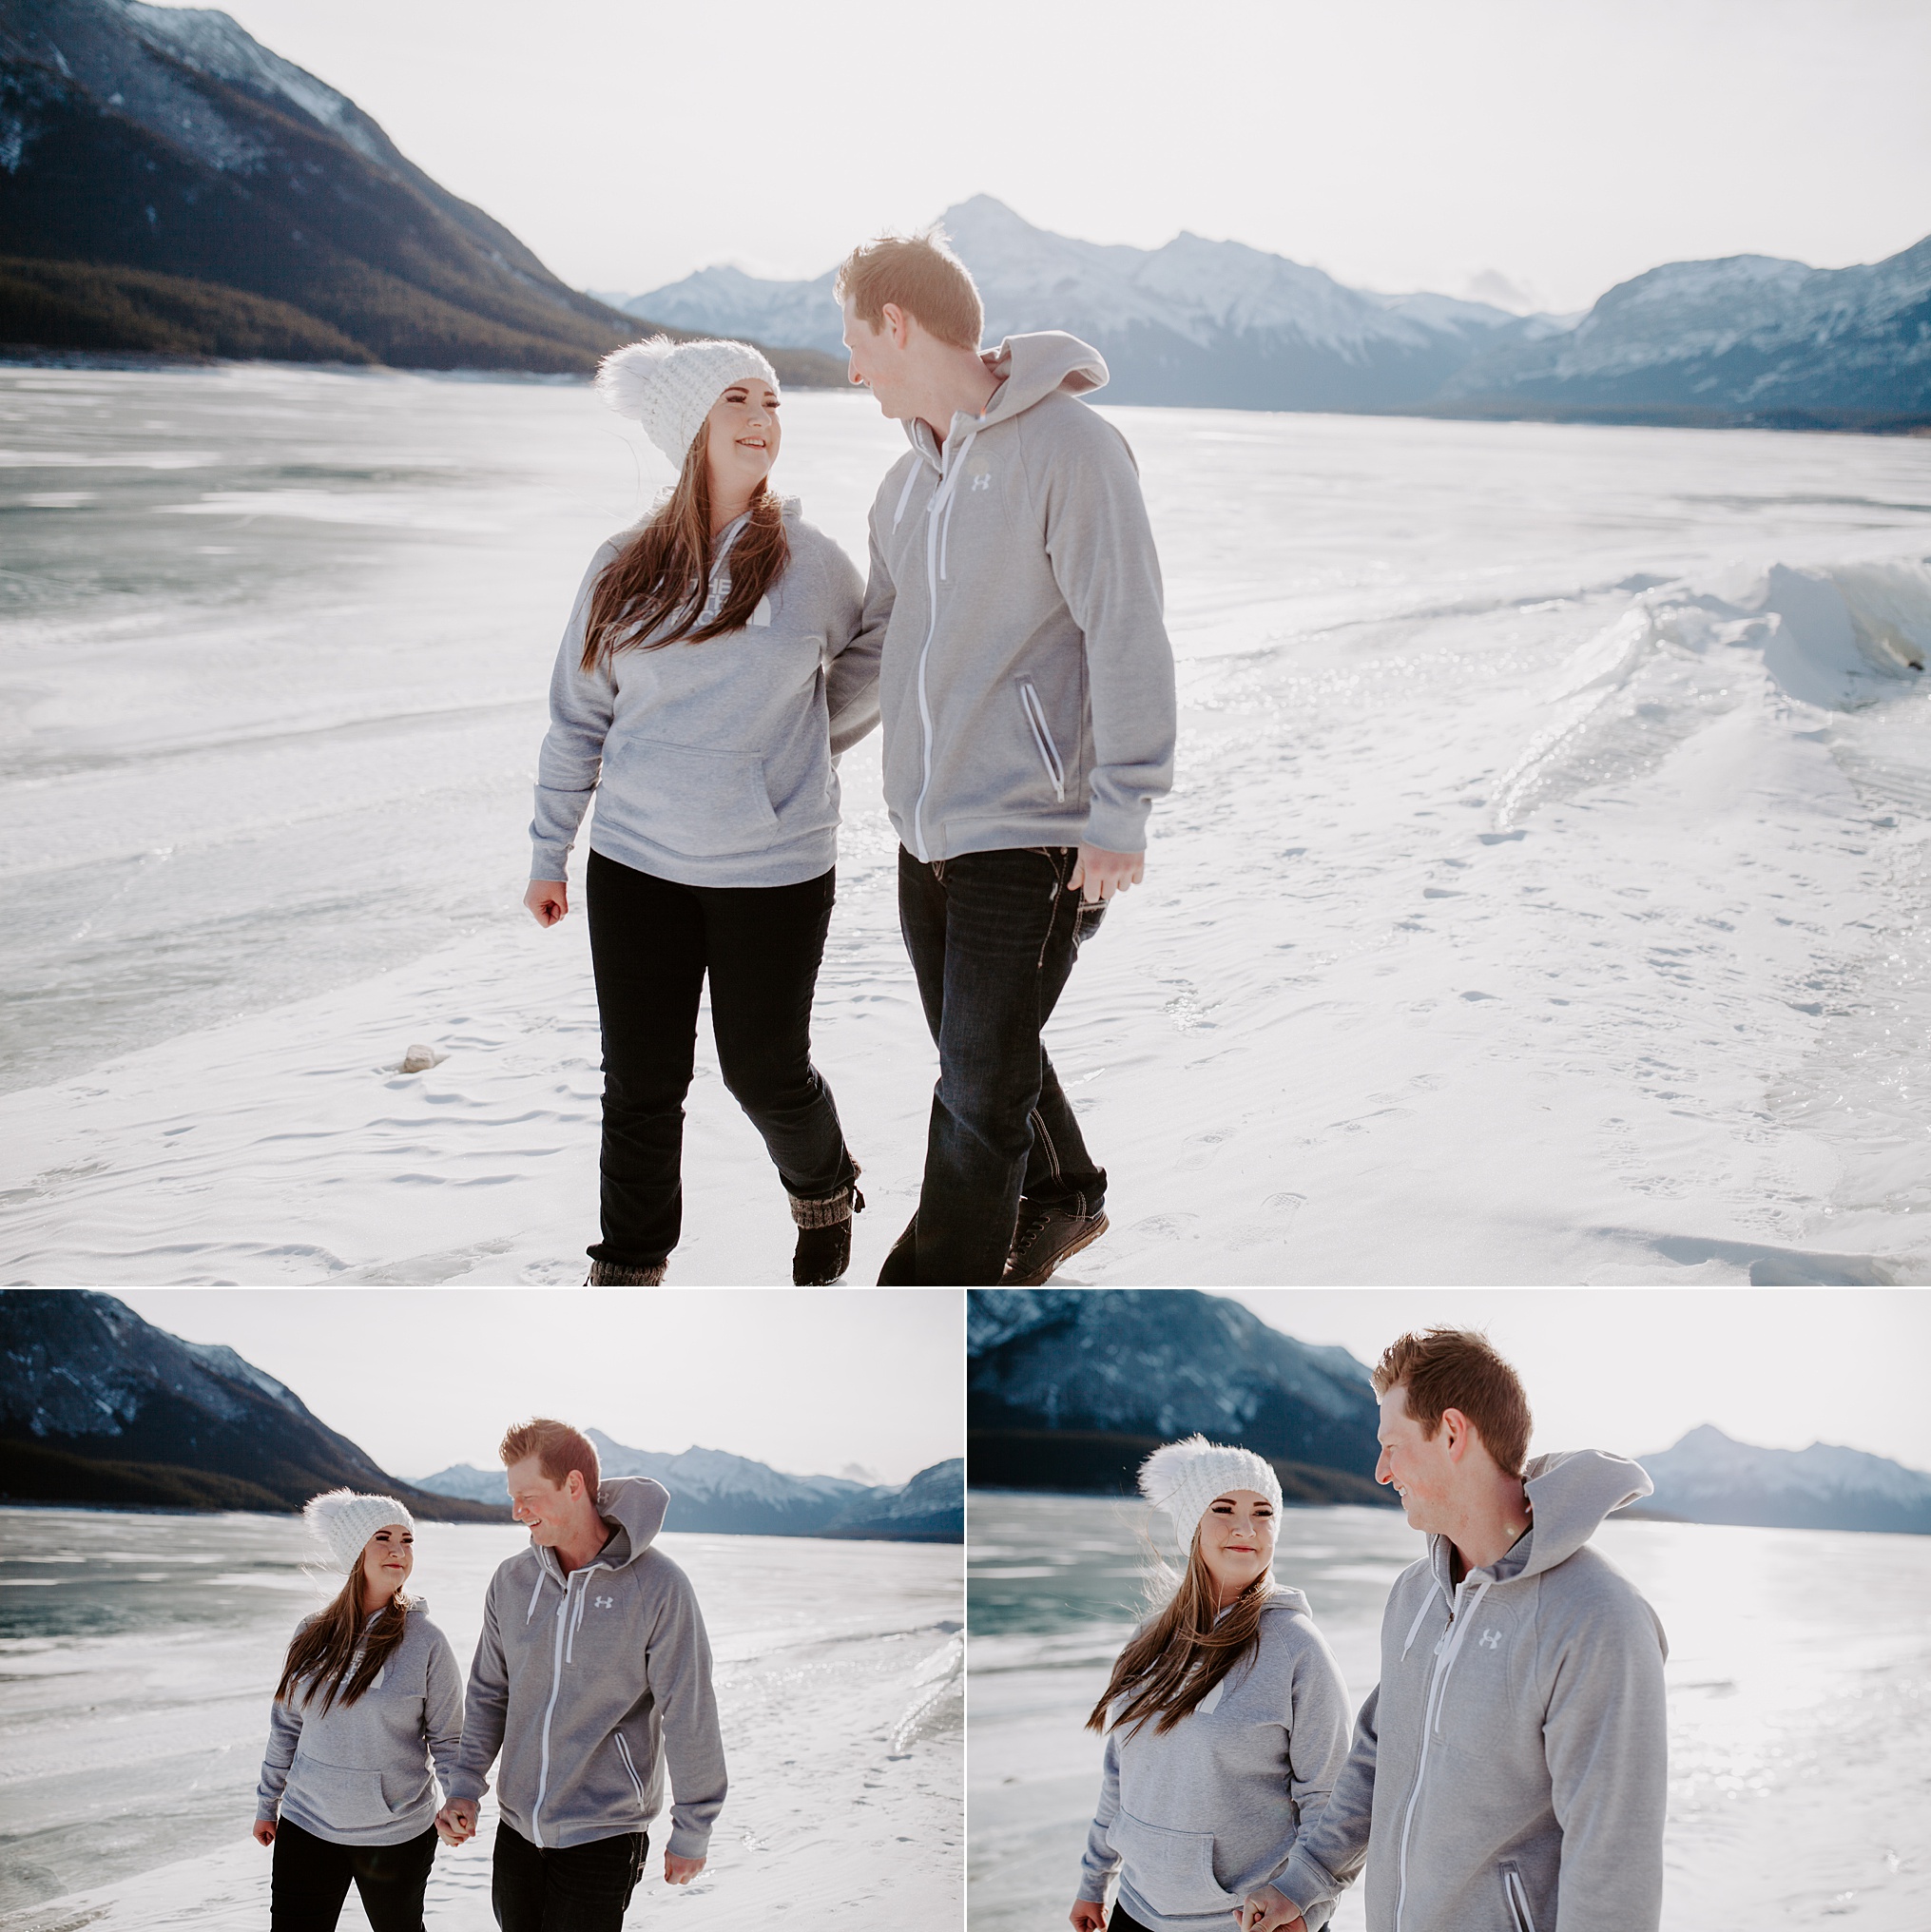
[1376,1381,1457,1533]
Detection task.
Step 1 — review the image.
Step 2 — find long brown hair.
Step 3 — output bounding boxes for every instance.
[1086,1531,1272,1738]
[581,415,790,671]
[274,1566,414,1715]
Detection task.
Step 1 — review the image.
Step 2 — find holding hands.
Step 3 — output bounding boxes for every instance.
[1238,1884,1307,1932]
[434,1799,478,1847]
[251,1818,277,1847]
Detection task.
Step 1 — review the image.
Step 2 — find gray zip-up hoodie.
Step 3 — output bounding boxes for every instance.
[256,1599,464,1845]
[446,1477,726,1856]
[530,500,873,889]
[1273,1451,1669,1932]
[1077,1590,1353,1932]
[850,332,1176,861]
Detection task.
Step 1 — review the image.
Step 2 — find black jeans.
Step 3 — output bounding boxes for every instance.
[892,843,1107,1284]
[269,1818,436,1932]
[586,849,857,1270]
[492,1823,647,1932]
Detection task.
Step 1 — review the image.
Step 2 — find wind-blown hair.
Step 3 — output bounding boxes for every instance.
[580,404,788,671]
[274,1564,412,1715]
[1085,1528,1271,1738]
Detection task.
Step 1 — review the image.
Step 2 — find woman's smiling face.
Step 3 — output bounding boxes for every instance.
[359,1522,414,1606]
[704,378,782,500]
[1194,1487,1277,1603]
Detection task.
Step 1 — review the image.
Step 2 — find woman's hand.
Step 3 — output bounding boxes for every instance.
[524,879,569,926]
[1237,1885,1306,1932]
[252,1819,277,1847]
[435,1799,477,1845]
[1070,1901,1108,1932]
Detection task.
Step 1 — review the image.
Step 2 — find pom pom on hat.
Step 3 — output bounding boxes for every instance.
[1137,1435,1284,1544]
[596,335,780,468]
[303,1488,414,1575]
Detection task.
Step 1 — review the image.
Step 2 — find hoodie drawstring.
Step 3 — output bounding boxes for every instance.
[1400,1577,1443,1660]
[566,1582,589,1664]
[892,460,921,531]
[524,1564,547,1624]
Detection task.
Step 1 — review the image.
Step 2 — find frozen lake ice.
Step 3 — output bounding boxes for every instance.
[2,365,1930,1283]
[0,1506,961,1929]
[966,1491,1931,1932]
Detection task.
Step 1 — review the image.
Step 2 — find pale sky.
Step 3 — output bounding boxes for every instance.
[181,0,1929,315]
[119,1288,962,1487]
[1226,1289,1931,1471]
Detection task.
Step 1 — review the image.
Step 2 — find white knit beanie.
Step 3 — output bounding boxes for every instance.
[303,1489,414,1575]
[1137,1435,1284,1545]
[596,335,780,468]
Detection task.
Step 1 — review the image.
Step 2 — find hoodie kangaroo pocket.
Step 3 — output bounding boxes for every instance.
[1498,1863,1538,1932]
[1014,678,1068,804]
[293,1758,404,1830]
[602,737,781,857]
[1109,1809,1236,1919]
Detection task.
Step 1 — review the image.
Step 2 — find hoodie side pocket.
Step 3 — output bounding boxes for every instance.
[612,1731,647,1813]
[1016,678,1067,803]
[1498,1863,1537,1932]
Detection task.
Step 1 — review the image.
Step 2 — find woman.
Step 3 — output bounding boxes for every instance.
[526,336,875,1286]
[253,1491,463,1932]
[1070,1437,1352,1932]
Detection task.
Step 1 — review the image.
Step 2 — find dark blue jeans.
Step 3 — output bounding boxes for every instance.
[492,1824,647,1932]
[586,849,857,1270]
[893,844,1107,1284]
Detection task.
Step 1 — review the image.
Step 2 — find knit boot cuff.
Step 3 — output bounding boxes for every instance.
[788,1181,859,1229]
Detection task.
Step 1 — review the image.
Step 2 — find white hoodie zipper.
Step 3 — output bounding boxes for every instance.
[909,424,979,862]
[1017,678,1067,802]
[1392,1570,1495,1932]
[528,1554,615,1847]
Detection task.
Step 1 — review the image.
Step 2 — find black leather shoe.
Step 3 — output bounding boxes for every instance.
[1003,1202,1110,1285]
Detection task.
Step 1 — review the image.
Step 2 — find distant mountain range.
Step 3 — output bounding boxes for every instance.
[0,1289,499,1518]
[0,0,840,382]
[1630,1423,1931,1536]
[417,1432,963,1542]
[623,195,1931,426]
[968,1288,1394,1506]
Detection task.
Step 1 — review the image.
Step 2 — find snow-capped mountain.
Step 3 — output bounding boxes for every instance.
[1442,235,1931,414]
[0,1290,499,1519]
[414,1433,961,1541]
[1636,1424,1931,1536]
[622,196,1556,410]
[969,1289,1388,1502]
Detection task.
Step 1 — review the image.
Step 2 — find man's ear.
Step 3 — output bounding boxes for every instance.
[880,300,910,349]
[1439,1407,1474,1463]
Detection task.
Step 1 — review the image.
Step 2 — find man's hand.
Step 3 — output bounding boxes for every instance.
[664,1850,705,1885]
[1070,1902,1108,1932]
[251,1819,277,1847]
[1069,843,1145,904]
[434,1800,477,1846]
[1237,1885,1307,1932]
[524,879,569,926]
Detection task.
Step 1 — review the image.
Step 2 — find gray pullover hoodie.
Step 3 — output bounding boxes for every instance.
[1274,1451,1669,1932]
[255,1600,464,1845]
[530,500,873,889]
[446,1477,726,1856]
[850,332,1176,861]
[1077,1590,1353,1932]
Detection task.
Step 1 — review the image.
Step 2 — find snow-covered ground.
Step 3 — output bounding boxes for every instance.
[3,366,1930,1284]
[0,1508,961,1929]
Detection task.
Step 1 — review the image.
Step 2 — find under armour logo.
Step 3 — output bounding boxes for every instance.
[971,473,992,491]
[594,1595,614,1610]
[1478,1629,1502,1649]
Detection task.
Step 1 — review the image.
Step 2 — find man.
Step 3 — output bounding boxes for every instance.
[436,1419,725,1930]
[836,228,1176,1286]
[1246,1330,1668,1932]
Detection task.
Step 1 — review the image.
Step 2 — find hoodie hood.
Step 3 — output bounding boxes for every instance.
[1427,1446,1652,1590]
[1515,1447,1653,1577]
[902,330,1110,465]
[529,1474,668,1581]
